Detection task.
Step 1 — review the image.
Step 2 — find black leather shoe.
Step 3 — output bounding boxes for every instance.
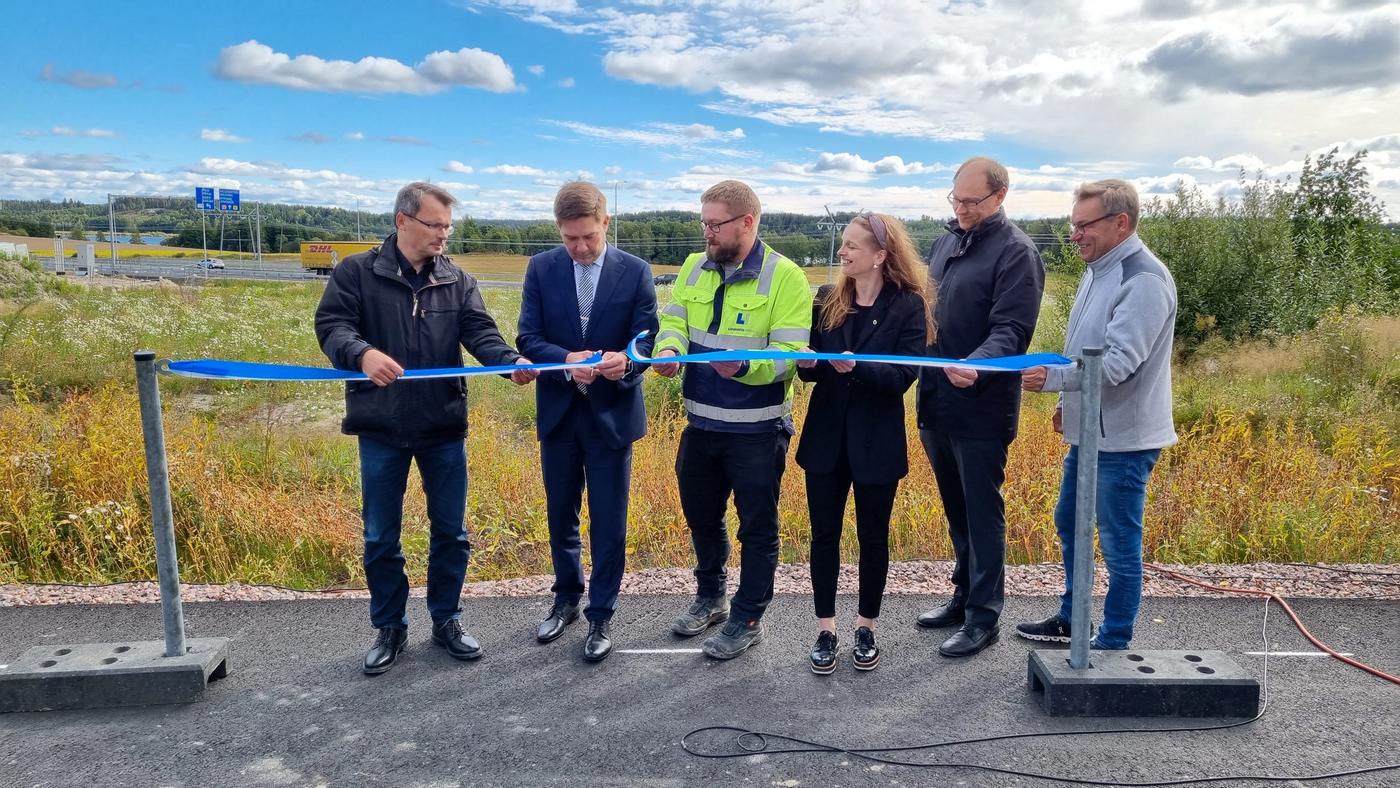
[938,624,999,658]
[583,620,612,662]
[852,626,880,671]
[363,627,407,675]
[810,630,838,675]
[537,600,581,643]
[432,618,482,661]
[916,600,965,629]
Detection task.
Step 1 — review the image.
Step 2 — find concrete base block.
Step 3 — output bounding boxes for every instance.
[1028,648,1259,717]
[0,638,230,713]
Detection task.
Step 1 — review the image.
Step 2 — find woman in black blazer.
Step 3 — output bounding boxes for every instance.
[795,212,934,674]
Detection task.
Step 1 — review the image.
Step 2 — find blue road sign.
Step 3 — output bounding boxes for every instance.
[195,187,215,211]
[217,189,241,213]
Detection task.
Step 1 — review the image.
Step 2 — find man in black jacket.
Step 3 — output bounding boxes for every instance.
[915,158,1045,658]
[316,181,538,675]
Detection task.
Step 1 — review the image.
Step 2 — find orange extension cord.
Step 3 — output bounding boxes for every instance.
[1145,562,1400,687]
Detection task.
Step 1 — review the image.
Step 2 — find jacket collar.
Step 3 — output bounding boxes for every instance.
[944,208,1008,253]
[372,233,461,285]
[701,237,765,280]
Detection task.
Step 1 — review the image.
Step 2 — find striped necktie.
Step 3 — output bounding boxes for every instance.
[575,261,596,394]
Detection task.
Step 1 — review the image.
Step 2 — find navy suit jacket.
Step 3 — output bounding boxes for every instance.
[517,245,658,449]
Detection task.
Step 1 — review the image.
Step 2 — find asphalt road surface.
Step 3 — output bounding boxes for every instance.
[2,594,1396,787]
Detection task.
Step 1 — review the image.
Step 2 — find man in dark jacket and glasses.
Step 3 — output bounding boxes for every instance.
[316,181,538,675]
[914,158,1045,658]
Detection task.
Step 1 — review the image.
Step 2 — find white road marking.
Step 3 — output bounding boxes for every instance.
[1243,651,1353,657]
[617,648,703,654]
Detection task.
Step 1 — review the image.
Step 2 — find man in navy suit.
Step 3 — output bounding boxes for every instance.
[517,181,658,662]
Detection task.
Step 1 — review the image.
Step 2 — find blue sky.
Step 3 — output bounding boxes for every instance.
[3,0,1398,219]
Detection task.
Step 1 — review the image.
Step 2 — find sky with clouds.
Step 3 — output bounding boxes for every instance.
[3,0,1399,220]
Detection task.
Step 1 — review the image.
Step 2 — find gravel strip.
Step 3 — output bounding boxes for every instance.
[3,561,1396,607]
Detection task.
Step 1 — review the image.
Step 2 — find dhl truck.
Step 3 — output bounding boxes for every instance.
[301,241,379,275]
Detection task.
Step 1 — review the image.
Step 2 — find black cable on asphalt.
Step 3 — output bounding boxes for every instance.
[681,588,1400,784]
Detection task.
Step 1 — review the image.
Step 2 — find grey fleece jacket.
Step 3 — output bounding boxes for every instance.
[1042,234,1178,452]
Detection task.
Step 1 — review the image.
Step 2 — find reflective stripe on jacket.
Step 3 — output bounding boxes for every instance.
[654,241,812,433]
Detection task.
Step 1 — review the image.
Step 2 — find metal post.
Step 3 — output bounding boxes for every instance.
[254,203,262,265]
[611,181,627,247]
[134,351,187,658]
[1069,347,1103,670]
[819,205,838,284]
[107,194,116,272]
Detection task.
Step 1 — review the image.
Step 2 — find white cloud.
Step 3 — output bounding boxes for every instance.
[528,64,545,76]
[547,120,751,156]
[557,77,575,88]
[443,160,475,174]
[214,40,517,95]
[484,164,550,177]
[467,1,1400,162]
[38,63,119,89]
[26,127,117,138]
[345,131,366,141]
[201,128,249,143]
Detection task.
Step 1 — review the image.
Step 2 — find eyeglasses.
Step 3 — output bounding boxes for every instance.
[1068,213,1120,235]
[402,212,454,235]
[946,191,998,210]
[699,215,745,234]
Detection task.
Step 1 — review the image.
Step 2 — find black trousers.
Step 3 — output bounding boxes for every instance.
[676,426,789,623]
[805,445,896,620]
[919,429,1010,628]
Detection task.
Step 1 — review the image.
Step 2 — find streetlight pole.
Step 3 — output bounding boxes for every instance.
[611,180,628,248]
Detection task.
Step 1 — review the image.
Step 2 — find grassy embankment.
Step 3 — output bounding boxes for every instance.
[0,262,1395,587]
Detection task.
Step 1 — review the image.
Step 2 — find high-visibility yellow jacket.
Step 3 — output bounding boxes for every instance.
[654,240,812,433]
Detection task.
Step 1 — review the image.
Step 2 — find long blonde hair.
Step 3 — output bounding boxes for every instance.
[818,213,936,344]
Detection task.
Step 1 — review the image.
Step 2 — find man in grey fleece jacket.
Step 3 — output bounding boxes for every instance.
[1016,179,1178,650]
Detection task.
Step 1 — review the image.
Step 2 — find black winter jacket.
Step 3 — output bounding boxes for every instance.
[314,235,520,448]
[916,210,1044,442]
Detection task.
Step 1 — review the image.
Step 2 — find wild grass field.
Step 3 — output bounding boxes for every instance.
[0,262,1396,587]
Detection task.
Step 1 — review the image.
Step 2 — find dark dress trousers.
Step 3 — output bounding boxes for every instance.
[916,209,1045,628]
[796,284,927,619]
[517,245,658,622]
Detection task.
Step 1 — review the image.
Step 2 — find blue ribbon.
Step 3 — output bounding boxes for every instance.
[624,331,1072,372]
[160,332,1071,382]
[163,352,603,382]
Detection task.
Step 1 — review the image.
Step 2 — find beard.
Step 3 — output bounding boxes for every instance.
[707,238,742,264]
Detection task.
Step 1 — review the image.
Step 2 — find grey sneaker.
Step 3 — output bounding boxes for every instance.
[701,618,763,660]
[671,595,730,637]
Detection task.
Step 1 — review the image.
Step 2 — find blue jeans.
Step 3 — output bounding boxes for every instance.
[359,436,470,630]
[1054,446,1161,649]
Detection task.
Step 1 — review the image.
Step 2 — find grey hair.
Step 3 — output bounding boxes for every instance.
[394,181,458,217]
[1074,179,1140,229]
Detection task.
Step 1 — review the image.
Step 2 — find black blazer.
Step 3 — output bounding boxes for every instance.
[517,245,658,449]
[795,284,928,484]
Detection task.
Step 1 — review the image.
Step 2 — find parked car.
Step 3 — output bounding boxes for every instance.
[197,257,225,269]
[653,273,678,286]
